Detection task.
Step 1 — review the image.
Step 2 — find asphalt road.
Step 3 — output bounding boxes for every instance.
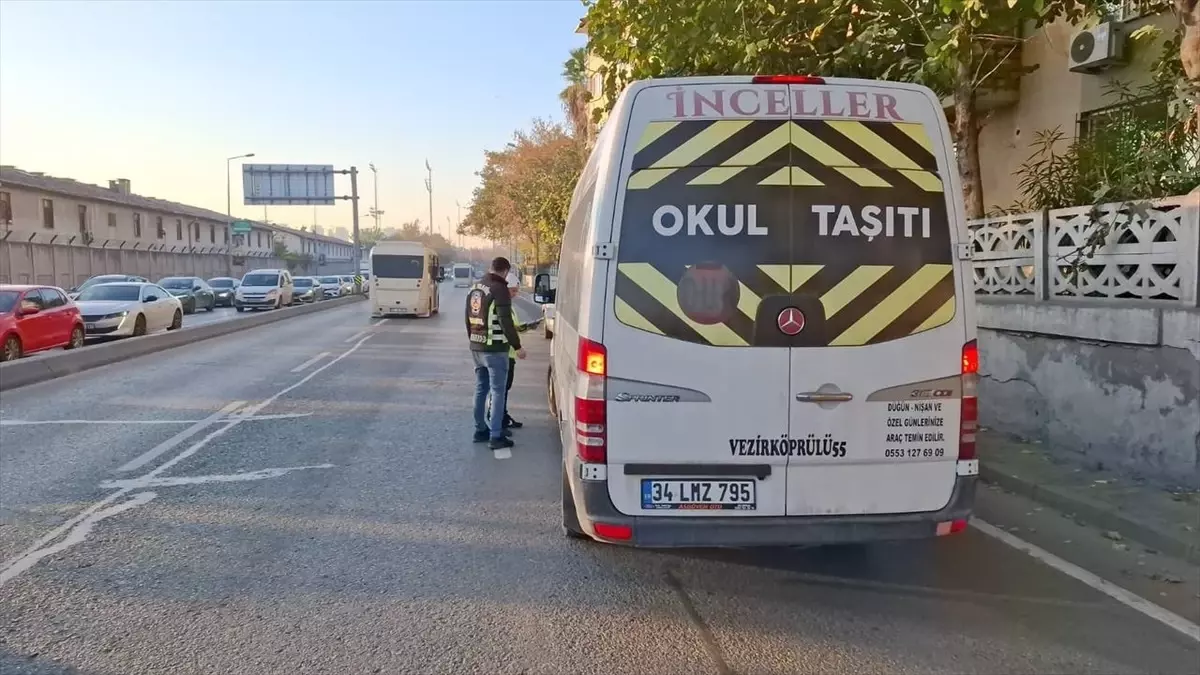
[0,283,1196,674]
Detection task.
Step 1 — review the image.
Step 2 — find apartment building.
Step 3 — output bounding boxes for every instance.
[0,164,355,266]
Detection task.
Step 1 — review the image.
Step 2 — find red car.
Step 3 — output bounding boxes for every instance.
[0,284,86,362]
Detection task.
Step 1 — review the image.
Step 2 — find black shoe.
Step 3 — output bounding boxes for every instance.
[488,436,515,450]
[503,415,523,429]
[473,430,489,443]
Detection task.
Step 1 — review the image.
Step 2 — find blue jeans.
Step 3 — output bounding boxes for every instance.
[473,351,510,440]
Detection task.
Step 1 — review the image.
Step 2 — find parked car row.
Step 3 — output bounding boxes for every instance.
[2,269,366,362]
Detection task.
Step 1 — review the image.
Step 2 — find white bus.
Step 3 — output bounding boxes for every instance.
[451,263,473,288]
[369,241,439,318]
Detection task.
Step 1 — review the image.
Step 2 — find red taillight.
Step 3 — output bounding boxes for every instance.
[751,75,826,85]
[959,340,979,461]
[936,518,970,536]
[575,338,607,463]
[592,522,632,541]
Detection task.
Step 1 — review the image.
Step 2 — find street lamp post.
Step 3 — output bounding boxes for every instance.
[368,163,383,229]
[424,160,433,237]
[225,153,255,217]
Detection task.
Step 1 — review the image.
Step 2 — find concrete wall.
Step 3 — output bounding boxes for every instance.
[977,299,1199,489]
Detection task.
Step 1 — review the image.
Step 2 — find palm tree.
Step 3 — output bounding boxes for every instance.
[560,47,592,140]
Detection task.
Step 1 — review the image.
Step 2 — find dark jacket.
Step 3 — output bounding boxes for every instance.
[466,272,521,353]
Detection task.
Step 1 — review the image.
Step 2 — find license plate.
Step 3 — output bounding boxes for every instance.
[85,323,96,331]
[640,479,756,511]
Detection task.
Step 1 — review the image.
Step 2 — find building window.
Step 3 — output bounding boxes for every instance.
[77,204,89,234]
[41,198,56,228]
[1079,95,1199,171]
[1100,0,1155,21]
[210,224,216,243]
[257,231,262,248]
[133,213,142,238]
[193,222,201,241]
[223,228,229,244]
[107,212,117,228]
[176,219,183,240]
[156,216,165,239]
[0,191,11,223]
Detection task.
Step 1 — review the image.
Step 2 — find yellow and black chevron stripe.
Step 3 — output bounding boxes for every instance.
[613,262,957,348]
[628,119,942,193]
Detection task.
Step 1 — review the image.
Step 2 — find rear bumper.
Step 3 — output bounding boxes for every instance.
[571,474,976,548]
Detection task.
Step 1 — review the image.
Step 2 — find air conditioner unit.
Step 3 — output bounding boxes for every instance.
[1068,22,1126,73]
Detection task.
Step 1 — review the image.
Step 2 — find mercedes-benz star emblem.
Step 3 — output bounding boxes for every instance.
[777,307,805,336]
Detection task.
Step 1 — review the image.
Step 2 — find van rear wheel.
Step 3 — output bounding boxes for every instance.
[562,466,587,540]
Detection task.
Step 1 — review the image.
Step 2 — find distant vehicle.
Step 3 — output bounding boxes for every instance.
[292,276,320,303]
[74,282,182,338]
[68,274,148,300]
[317,275,343,299]
[0,284,86,362]
[452,263,473,288]
[534,275,556,340]
[369,241,439,318]
[157,276,216,314]
[207,277,240,307]
[544,75,977,547]
[235,269,294,311]
[338,275,356,294]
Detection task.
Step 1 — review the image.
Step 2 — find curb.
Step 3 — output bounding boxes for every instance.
[0,295,366,393]
[979,462,1200,565]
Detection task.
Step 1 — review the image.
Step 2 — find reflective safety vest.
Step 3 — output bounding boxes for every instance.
[466,283,507,348]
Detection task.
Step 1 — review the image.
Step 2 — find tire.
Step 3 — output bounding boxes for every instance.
[547,364,557,418]
[132,314,147,337]
[236,307,245,313]
[562,465,587,540]
[65,326,85,350]
[1,335,22,362]
[168,309,182,331]
[206,298,215,312]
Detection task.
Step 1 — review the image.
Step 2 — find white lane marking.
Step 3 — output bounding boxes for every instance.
[1,413,312,427]
[142,334,373,480]
[492,448,512,460]
[344,330,367,343]
[0,492,158,586]
[974,519,1200,643]
[290,352,330,373]
[372,319,387,326]
[100,464,335,490]
[114,401,245,473]
[0,335,373,586]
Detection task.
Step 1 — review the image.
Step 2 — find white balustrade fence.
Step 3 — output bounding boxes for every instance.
[969,193,1200,307]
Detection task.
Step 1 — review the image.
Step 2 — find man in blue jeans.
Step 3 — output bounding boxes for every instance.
[465,257,526,450]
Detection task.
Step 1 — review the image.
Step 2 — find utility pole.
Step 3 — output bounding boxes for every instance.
[350,166,361,273]
[424,160,433,237]
[367,163,383,229]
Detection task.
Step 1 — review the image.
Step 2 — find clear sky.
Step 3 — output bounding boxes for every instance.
[0,0,586,246]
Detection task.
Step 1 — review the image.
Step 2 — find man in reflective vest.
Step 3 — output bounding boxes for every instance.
[465,257,525,450]
[502,272,524,431]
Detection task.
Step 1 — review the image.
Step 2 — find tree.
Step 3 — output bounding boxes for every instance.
[582,0,1104,218]
[560,47,592,140]
[459,120,586,268]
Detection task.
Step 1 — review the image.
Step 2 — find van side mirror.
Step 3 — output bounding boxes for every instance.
[533,273,555,304]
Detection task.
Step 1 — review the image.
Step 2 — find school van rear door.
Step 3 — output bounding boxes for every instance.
[602,77,969,519]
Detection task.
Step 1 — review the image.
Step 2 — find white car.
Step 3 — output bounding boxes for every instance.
[541,75,978,548]
[235,269,294,311]
[75,282,183,337]
[316,275,343,299]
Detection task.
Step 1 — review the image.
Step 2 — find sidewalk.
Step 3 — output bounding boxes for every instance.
[978,430,1200,564]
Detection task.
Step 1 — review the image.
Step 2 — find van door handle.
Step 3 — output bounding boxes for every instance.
[795,391,853,403]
